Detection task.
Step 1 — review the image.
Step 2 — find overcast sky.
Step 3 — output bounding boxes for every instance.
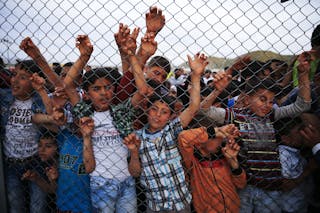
[1,0,320,67]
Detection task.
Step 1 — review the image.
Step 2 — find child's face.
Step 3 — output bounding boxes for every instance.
[10,67,33,100]
[86,78,114,112]
[203,137,223,153]
[145,66,167,83]
[246,88,275,117]
[147,100,172,132]
[282,125,304,148]
[38,138,57,162]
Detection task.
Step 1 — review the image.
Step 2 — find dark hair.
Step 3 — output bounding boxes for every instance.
[177,75,206,106]
[204,69,211,74]
[274,117,303,142]
[147,94,176,114]
[311,24,320,48]
[241,60,270,79]
[40,129,57,142]
[15,60,42,75]
[82,68,115,91]
[63,62,74,67]
[201,86,229,108]
[245,76,281,96]
[148,56,171,74]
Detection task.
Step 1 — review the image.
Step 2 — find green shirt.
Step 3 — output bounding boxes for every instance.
[292,57,320,87]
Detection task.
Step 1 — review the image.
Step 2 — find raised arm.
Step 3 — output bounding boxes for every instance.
[30,73,52,114]
[201,71,232,109]
[296,51,312,102]
[115,23,131,73]
[180,53,208,128]
[225,55,251,77]
[123,133,142,177]
[20,37,63,88]
[79,117,96,174]
[64,35,93,106]
[121,27,152,107]
[136,6,164,67]
[275,51,312,119]
[20,37,66,107]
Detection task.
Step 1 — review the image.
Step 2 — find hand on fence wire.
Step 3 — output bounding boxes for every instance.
[300,124,320,148]
[146,6,165,35]
[297,51,314,74]
[53,86,68,100]
[30,73,46,92]
[222,138,241,169]
[51,107,67,126]
[215,124,240,139]
[21,170,40,181]
[79,117,95,138]
[187,52,209,76]
[76,35,93,58]
[227,55,251,75]
[121,27,140,56]
[123,133,141,152]
[46,166,58,182]
[115,23,131,54]
[213,71,232,92]
[140,32,157,58]
[19,37,43,61]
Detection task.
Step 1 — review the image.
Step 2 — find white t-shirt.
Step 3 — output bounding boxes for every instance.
[91,110,130,181]
[4,99,38,158]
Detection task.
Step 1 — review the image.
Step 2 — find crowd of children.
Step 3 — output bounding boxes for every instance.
[0,5,320,213]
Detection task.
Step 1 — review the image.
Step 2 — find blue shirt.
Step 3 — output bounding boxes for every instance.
[56,129,92,213]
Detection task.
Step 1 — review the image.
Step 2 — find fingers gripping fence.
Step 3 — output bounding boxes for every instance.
[1,0,320,212]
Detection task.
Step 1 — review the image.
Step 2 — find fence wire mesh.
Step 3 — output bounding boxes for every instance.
[1,0,320,212]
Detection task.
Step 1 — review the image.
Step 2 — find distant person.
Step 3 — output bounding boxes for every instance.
[0,57,12,88]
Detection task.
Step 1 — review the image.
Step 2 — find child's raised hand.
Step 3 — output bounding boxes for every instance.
[140,32,158,58]
[76,35,93,57]
[53,86,68,100]
[52,107,67,126]
[114,23,130,53]
[79,117,95,137]
[146,6,165,34]
[300,124,320,148]
[216,124,240,139]
[187,52,209,76]
[227,55,251,75]
[21,170,39,181]
[19,37,42,59]
[213,71,232,92]
[30,73,46,91]
[297,51,315,75]
[222,138,240,160]
[46,166,58,182]
[122,27,140,56]
[123,133,141,151]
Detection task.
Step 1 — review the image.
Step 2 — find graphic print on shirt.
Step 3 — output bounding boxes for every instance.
[91,110,130,180]
[4,99,38,158]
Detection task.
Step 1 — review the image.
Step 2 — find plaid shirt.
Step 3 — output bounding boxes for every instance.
[72,98,135,138]
[136,118,191,211]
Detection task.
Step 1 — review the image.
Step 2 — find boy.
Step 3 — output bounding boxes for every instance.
[70,29,150,212]
[21,131,58,194]
[20,35,95,213]
[0,60,47,212]
[275,116,315,213]
[178,124,246,213]
[123,52,208,212]
[200,51,312,213]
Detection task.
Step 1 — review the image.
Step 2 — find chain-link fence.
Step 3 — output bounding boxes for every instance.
[1,0,320,212]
